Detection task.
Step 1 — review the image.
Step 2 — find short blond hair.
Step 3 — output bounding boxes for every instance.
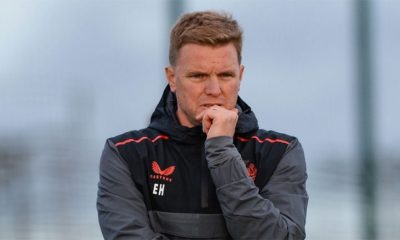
[169,11,243,66]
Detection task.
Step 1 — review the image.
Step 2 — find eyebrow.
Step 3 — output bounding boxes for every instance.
[218,70,236,75]
[185,68,236,74]
[185,71,208,76]
[187,70,207,74]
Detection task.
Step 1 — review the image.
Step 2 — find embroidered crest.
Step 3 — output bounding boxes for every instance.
[245,161,257,181]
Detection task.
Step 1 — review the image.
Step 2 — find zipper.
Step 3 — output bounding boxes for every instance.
[200,138,209,209]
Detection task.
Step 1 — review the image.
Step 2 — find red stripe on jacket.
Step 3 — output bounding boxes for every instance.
[236,136,290,145]
[115,135,169,147]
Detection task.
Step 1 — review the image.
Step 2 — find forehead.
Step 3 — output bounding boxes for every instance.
[175,43,239,70]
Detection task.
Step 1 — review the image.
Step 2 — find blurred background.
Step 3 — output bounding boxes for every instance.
[0,0,399,239]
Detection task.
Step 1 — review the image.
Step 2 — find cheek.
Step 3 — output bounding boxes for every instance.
[226,82,240,96]
[178,81,202,98]
[176,84,197,109]
[233,82,241,92]
[225,82,241,106]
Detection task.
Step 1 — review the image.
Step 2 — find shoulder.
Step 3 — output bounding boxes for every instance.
[253,129,304,164]
[251,129,306,183]
[105,128,170,168]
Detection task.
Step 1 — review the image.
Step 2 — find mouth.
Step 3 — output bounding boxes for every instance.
[201,103,223,108]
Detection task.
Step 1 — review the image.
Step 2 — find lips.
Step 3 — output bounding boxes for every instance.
[201,103,223,108]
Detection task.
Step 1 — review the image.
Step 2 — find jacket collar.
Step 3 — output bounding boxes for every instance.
[148,85,259,143]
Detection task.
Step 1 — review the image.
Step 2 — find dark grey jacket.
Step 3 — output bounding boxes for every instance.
[97,86,308,239]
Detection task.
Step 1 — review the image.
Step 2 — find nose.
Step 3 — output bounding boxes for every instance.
[204,75,222,96]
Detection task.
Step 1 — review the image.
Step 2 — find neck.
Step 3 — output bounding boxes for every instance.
[176,108,199,128]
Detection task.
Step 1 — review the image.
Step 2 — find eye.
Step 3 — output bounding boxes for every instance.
[188,73,207,79]
[219,72,234,79]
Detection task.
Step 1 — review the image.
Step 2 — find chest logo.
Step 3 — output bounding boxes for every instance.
[246,162,257,181]
[149,161,175,182]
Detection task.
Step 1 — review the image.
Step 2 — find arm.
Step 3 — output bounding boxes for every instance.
[97,140,168,240]
[205,136,308,240]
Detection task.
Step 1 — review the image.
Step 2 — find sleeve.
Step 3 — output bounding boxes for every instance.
[205,136,308,240]
[96,140,169,240]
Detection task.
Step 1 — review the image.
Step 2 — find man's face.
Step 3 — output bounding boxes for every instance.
[165,43,244,127]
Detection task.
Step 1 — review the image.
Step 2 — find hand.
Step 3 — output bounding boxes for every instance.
[196,105,239,139]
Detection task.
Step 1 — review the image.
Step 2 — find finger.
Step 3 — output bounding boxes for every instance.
[211,105,222,112]
[195,111,205,121]
[202,112,213,134]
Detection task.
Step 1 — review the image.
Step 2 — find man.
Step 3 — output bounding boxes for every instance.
[97,11,308,239]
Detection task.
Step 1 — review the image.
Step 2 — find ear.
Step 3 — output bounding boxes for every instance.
[239,64,245,81]
[165,66,176,92]
[238,65,245,91]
